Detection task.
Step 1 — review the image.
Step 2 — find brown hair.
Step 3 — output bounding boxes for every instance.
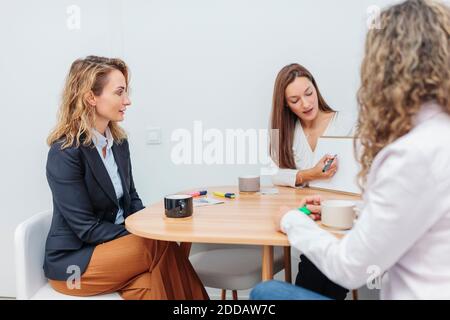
[47,55,129,149]
[356,0,450,188]
[270,63,335,169]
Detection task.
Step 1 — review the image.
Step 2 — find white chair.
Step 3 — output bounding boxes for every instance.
[14,210,121,300]
[189,244,290,300]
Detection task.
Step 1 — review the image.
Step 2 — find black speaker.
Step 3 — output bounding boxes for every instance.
[164,194,193,218]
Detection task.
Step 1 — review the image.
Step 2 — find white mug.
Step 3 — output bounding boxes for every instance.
[321,200,357,230]
[238,175,260,192]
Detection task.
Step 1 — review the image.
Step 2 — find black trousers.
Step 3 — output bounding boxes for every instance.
[295,254,348,300]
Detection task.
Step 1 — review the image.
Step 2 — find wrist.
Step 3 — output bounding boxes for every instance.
[280,210,298,233]
[300,168,315,183]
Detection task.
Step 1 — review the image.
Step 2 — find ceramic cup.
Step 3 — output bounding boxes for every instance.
[321,199,357,230]
[164,194,193,218]
[238,175,260,192]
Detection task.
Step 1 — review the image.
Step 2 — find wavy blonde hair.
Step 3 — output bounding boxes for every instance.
[47,56,129,149]
[356,0,450,188]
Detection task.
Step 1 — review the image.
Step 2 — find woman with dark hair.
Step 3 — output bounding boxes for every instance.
[269,63,355,299]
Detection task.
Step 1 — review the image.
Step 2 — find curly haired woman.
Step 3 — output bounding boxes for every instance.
[252,0,450,300]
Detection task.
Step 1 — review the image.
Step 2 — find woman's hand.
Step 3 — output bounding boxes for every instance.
[310,154,338,180]
[274,206,293,232]
[274,195,323,233]
[300,195,322,221]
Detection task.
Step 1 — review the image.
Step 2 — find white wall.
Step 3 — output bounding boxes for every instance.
[0,0,396,297]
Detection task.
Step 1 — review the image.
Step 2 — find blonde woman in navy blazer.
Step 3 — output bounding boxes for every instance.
[45,56,208,300]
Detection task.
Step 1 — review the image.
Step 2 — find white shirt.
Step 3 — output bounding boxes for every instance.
[92,127,125,225]
[281,102,450,299]
[272,111,355,187]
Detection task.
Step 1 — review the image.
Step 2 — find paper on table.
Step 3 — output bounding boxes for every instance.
[193,197,225,207]
[259,188,279,195]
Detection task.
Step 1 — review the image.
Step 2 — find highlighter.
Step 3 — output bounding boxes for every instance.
[298,205,312,215]
[213,192,236,199]
[189,190,207,197]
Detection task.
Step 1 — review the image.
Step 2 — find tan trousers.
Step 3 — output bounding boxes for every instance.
[49,234,209,300]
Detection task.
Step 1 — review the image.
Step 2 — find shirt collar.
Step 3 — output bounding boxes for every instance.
[413,101,443,126]
[92,126,114,150]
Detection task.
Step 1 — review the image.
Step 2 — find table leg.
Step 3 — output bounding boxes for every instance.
[284,246,292,283]
[180,242,192,257]
[262,245,274,281]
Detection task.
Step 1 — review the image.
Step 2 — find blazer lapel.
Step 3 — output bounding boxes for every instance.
[80,145,119,207]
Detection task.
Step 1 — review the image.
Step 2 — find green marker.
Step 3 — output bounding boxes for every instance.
[298,205,311,215]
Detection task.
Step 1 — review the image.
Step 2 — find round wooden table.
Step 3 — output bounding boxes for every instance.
[125,186,361,281]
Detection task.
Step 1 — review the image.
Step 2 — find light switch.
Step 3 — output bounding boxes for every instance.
[146,127,161,145]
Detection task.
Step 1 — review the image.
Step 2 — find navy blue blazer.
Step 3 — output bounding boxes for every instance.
[43,138,144,281]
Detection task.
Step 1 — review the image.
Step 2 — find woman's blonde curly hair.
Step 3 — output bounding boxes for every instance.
[47,56,129,149]
[356,0,450,189]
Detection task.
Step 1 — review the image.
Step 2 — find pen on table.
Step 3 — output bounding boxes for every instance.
[213,191,236,199]
[322,154,337,173]
[188,190,207,197]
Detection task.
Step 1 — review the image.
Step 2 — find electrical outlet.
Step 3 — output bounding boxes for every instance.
[146,127,161,145]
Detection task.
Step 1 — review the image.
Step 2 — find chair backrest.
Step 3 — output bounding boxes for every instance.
[14,210,52,299]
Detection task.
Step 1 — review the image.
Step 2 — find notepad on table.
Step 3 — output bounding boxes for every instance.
[193,197,225,207]
[309,136,361,195]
